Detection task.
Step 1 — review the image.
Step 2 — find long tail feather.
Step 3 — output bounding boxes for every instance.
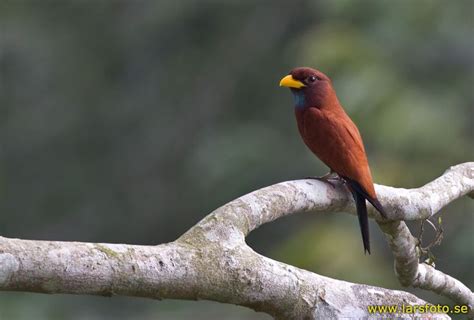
[345,178,387,218]
[351,190,370,254]
[344,177,388,254]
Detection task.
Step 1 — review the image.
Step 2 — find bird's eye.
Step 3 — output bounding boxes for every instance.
[308,76,317,83]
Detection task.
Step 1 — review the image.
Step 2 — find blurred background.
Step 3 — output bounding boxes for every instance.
[0,0,473,319]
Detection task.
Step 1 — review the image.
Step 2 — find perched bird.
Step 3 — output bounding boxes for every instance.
[279,67,386,254]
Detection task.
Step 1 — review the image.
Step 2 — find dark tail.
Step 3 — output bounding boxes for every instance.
[345,178,387,254]
[352,190,371,254]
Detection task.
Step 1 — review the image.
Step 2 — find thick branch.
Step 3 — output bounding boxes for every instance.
[0,237,446,319]
[181,162,473,313]
[1,162,472,318]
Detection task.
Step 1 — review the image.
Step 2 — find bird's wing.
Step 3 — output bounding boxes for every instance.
[297,107,376,199]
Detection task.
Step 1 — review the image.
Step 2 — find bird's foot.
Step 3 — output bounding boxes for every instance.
[303,172,340,189]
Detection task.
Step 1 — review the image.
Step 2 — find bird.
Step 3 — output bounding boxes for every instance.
[279,67,386,254]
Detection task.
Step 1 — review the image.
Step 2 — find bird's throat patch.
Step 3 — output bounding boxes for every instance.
[292,90,306,108]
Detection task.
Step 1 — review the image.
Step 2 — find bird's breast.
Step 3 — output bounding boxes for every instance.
[294,108,325,151]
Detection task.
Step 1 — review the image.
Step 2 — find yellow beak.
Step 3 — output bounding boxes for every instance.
[279,75,305,89]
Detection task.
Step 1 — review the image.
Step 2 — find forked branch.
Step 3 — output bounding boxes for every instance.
[0,162,472,319]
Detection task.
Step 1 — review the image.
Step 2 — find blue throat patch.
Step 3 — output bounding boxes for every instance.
[292,90,306,108]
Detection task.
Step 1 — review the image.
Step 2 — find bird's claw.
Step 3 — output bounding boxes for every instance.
[303,175,340,189]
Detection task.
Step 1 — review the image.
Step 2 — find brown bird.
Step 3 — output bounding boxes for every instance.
[280,67,386,254]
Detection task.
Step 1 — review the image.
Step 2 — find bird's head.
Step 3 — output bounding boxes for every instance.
[279,67,334,109]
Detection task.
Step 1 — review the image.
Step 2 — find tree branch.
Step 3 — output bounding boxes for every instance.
[375,163,474,221]
[375,163,474,313]
[1,162,472,319]
[378,220,473,309]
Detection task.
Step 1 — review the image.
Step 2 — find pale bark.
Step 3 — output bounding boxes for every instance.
[1,162,473,319]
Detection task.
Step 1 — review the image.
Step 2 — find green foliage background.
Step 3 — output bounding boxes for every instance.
[0,1,472,319]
